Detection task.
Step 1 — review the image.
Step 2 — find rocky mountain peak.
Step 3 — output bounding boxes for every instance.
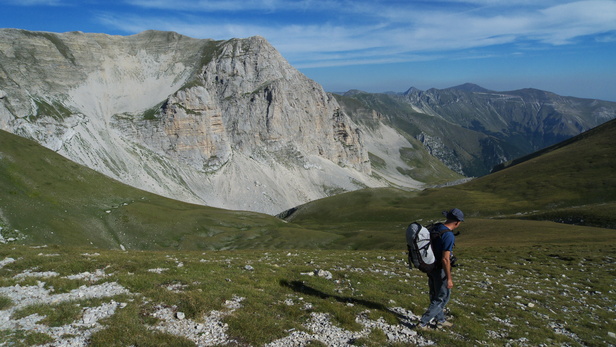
[403,87,423,95]
[0,29,389,214]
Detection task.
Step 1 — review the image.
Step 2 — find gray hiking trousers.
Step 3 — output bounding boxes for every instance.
[419,268,450,325]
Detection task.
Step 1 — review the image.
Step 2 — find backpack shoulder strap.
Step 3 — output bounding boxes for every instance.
[438,229,452,236]
[430,223,452,238]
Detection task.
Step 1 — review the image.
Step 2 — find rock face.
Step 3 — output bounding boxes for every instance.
[403,84,616,152]
[339,85,616,177]
[0,29,402,214]
[118,36,369,174]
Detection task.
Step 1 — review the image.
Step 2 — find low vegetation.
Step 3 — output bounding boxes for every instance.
[1,92,615,345]
[283,118,616,234]
[0,239,614,346]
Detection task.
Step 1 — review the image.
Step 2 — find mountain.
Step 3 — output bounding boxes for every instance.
[2,29,615,215]
[444,82,491,93]
[281,118,616,233]
[0,29,431,215]
[0,128,352,249]
[340,85,616,176]
[1,108,614,250]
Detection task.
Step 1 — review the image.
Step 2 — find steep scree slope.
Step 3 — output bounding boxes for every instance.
[0,29,422,214]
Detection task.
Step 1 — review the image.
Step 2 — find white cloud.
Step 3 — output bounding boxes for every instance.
[124,0,342,12]
[99,0,616,68]
[535,1,616,44]
[3,0,66,5]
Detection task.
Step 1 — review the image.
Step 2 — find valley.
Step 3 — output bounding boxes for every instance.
[0,29,615,346]
[2,29,615,214]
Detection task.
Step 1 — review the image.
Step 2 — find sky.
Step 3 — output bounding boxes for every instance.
[1,0,616,101]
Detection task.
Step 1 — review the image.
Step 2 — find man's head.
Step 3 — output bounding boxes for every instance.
[443,208,464,229]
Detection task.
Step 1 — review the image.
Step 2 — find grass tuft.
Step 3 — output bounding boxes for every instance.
[0,295,13,310]
[2,243,613,345]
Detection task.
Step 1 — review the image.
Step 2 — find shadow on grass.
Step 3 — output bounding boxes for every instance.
[280,280,412,325]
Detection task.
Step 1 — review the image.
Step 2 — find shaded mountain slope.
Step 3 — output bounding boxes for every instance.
[331,93,463,186]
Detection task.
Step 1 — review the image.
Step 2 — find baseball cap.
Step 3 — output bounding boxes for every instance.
[443,208,465,222]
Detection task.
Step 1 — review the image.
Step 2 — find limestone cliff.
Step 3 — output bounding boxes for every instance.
[0,29,401,214]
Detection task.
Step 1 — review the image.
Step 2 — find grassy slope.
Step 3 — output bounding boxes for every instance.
[455,117,616,224]
[0,130,325,250]
[284,118,616,248]
[2,115,615,251]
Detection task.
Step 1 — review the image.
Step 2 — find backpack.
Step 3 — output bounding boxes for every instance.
[405,222,450,273]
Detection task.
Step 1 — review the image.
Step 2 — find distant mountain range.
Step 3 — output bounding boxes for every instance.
[337,83,616,176]
[1,29,615,215]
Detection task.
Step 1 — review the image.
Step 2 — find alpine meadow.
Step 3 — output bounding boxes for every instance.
[0,30,615,346]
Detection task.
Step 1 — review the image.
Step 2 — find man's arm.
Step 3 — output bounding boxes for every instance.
[442,250,453,289]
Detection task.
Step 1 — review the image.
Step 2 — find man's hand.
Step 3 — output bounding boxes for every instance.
[447,279,454,289]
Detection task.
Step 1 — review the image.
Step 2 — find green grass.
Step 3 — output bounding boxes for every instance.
[284,118,616,234]
[0,330,54,346]
[30,98,73,121]
[0,295,13,310]
[0,129,316,250]
[12,300,91,327]
[141,101,165,120]
[0,242,614,346]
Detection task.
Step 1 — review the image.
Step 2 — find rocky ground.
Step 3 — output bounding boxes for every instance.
[0,254,432,346]
[0,245,614,346]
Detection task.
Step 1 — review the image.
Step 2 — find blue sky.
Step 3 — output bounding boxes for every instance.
[2,0,616,101]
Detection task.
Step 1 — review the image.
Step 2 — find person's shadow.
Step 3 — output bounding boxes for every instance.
[279,279,415,327]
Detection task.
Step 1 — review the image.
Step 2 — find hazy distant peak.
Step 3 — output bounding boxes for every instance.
[446,83,491,93]
[343,89,369,96]
[403,87,423,95]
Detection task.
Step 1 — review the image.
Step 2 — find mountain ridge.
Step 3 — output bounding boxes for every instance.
[0,29,428,214]
[339,83,616,176]
[2,29,616,214]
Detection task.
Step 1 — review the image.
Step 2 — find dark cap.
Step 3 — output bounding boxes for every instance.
[443,208,465,222]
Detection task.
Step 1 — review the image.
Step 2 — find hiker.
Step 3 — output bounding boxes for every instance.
[417,208,464,329]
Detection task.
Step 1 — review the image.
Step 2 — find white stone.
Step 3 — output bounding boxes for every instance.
[314,269,333,279]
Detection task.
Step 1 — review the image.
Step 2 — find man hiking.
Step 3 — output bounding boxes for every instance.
[418,208,464,329]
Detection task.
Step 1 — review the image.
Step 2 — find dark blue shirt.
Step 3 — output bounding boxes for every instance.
[432,223,455,263]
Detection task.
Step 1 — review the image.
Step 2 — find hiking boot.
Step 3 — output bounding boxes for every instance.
[416,323,432,331]
[437,320,453,328]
